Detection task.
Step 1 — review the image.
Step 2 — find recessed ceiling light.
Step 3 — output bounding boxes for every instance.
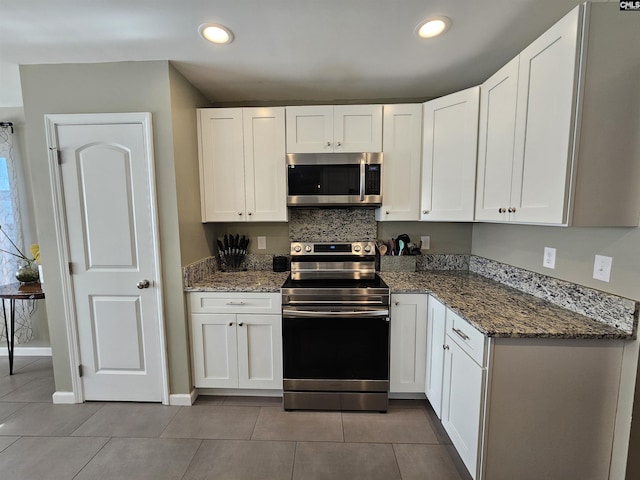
[199,23,234,44]
[416,16,451,39]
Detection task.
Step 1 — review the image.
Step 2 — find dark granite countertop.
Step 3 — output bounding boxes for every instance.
[379,271,632,340]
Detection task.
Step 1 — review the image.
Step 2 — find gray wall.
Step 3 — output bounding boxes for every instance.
[20,60,194,395]
[471,223,640,301]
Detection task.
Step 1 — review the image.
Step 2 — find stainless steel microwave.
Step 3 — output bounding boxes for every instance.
[286,153,383,207]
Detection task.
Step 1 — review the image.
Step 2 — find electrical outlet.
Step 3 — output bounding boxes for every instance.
[257,236,267,250]
[543,247,556,269]
[420,236,431,250]
[593,255,613,282]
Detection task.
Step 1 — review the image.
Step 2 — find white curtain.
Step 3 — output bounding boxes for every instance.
[0,124,35,344]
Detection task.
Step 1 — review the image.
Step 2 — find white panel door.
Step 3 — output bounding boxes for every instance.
[511,6,581,224]
[243,107,287,222]
[236,314,283,389]
[377,104,422,221]
[475,56,520,222]
[334,105,383,152]
[390,294,427,393]
[285,106,333,153]
[54,116,165,402]
[421,87,479,222]
[198,109,246,221]
[425,296,446,418]
[190,313,238,388]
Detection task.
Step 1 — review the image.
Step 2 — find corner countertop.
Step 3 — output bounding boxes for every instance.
[185,270,289,293]
[379,271,632,340]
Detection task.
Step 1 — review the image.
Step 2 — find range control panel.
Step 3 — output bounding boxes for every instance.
[290,241,375,256]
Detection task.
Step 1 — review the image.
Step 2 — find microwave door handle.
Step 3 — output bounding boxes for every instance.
[359,158,365,201]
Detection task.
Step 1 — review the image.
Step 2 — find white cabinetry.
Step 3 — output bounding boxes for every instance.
[376,104,422,221]
[476,3,640,226]
[189,292,282,390]
[198,107,287,222]
[286,105,382,153]
[441,308,487,478]
[421,87,479,222]
[425,296,446,418]
[389,294,427,393]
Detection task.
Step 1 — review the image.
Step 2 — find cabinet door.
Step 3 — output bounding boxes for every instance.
[334,105,383,152]
[421,87,479,222]
[511,6,581,224]
[475,57,519,222]
[198,109,246,222]
[236,314,283,389]
[390,294,427,393]
[376,104,422,221]
[285,106,334,153]
[442,337,484,479]
[243,107,288,222]
[425,296,446,418]
[190,313,238,388]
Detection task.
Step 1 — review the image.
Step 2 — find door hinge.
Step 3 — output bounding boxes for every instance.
[78,364,83,377]
[49,147,61,164]
[68,262,73,275]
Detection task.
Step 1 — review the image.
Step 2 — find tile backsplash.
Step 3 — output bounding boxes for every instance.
[288,208,377,242]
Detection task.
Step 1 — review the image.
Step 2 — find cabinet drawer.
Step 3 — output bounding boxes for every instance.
[446,309,486,367]
[190,292,281,315]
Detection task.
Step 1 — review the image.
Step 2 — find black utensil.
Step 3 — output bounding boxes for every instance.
[216,239,224,253]
[223,234,229,254]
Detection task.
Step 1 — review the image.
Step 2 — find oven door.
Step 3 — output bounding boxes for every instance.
[282,306,390,391]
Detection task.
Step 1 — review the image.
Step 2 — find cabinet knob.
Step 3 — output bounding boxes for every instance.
[326,141,332,147]
[238,212,243,216]
[238,322,244,327]
[228,322,233,327]
[498,208,506,213]
[508,207,516,213]
[248,212,252,216]
[336,141,342,147]
[394,301,399,306]
[423,210,430,215]
[385,210,390,215]
[443,344,449,350]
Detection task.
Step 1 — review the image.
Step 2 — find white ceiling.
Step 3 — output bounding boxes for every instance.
[1,0,596,107]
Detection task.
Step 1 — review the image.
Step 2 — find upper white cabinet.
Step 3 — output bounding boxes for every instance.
[198,107,287,222]
[421,87,479,222]
[376,104,423,221]
[390,294,427,393]
[476,3,640,226]
[286,105,382,153]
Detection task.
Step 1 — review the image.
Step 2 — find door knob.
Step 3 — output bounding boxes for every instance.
[137,279,150,289]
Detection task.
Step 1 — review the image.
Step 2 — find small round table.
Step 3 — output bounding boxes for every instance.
[0,282,45,375]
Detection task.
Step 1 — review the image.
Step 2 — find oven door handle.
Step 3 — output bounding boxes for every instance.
[282,308,389,318]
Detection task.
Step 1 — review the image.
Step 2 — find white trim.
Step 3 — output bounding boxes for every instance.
[52,391,78,404]
[0,347,51,356]
[196,388,283,397]
[44,113,169,406]
[169,390,198,406]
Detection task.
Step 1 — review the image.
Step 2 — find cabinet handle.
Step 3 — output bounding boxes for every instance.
[443,344,449,350]
[248,212,252,216]
[238,212,243,216]
[386,211,390,215]
[423,210,430,215]
[238,322,244,327]
[508,207,516,213]
[226,301,245,305]
[326,141,332,147]
[394,301,399,306]
[228,322,234,326]
[498,208,506,213]
[452,327,470,341]
[336,141,342,147]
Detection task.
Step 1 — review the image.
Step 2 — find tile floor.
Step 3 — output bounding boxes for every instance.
[0,356,472,480]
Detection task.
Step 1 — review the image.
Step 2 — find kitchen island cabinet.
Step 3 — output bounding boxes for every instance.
[376,104,422,221]
[197,107,287,222]
[475,3,640,226]
[285,104,382,153]
[189,292,282,390]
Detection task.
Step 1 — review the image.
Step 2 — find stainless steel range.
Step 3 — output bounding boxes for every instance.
[281,241,390,412]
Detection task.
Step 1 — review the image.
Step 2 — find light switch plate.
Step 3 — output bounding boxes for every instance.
[543,247,556,269]
[593,255,612,282]
[257,236,267,250]
[420,236,431,250]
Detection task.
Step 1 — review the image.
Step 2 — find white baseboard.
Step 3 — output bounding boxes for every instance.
[196,388,283,397]
[169,390,197,406]
[52,391,78,404]
[0,347,52,357]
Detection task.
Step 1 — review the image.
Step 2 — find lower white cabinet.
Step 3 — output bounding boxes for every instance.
[425,296,446,418]
[189,293,282,390]
[390,294,427,393]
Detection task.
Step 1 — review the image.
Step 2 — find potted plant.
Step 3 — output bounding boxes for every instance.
[0,225,40,283]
